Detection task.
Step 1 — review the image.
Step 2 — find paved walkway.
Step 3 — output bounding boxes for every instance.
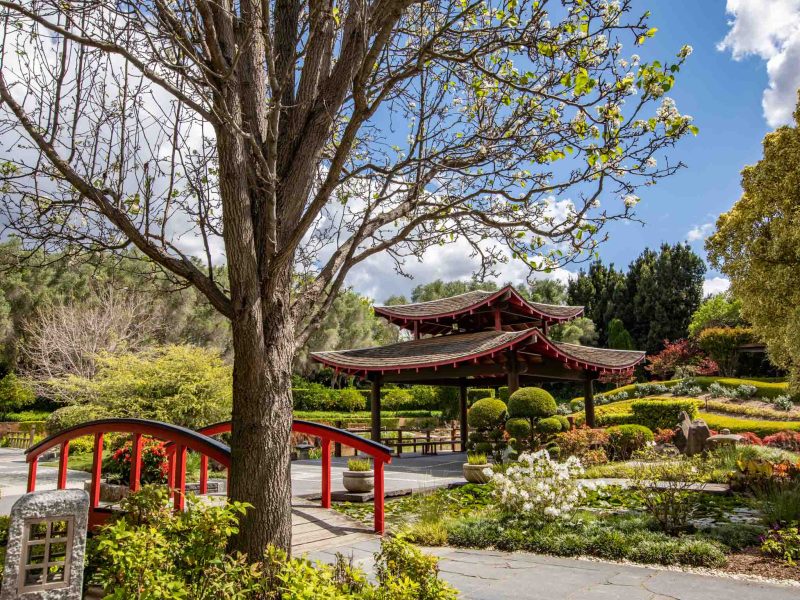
[307,539,799,599]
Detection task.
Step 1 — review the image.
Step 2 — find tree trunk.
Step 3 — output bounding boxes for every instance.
[227,291,294,558]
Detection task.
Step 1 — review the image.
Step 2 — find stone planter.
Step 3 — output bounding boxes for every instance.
[342,470,374,493]
[463,463,491,484]
[83,481,131,503]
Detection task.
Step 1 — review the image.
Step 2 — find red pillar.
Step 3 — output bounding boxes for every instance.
[199,455,208,495]
[27,457,38,493]
[174,445,186,511]
[90,433,104,508]
[57,440,69,490]
[374,460,385,534]
[167,448,176,489]
[321,438,331,509]
[130,433,143,492]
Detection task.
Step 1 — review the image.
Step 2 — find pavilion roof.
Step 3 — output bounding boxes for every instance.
[374,286,583,326]
[311,328,645,377]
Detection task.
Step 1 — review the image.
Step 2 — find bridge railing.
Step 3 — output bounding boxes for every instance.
[25,418,231,528]
[197,419,393,533]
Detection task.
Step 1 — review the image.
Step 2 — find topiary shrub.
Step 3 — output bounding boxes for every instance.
[555,415,570,432]
[505,417,531,441]
[536,417,563,434]
[508,387,557,419]
[630,399,699,430]
[497,386,510,402]
[467,398,507,430]
[46,404,111,433]
[605,424,654,460]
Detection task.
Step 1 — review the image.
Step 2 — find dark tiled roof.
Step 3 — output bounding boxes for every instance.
[312,329,536,371]
[552,342,645,369]
[375,290,495,318]
[374,285,583,322]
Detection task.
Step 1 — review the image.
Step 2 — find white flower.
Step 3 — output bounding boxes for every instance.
[678,44,693,59]
[645,157,657,168]
[623,194,640,208]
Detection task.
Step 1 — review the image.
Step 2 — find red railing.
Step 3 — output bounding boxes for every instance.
[197,420,393,534]
[26,418,393,534]
[25,418,232,529]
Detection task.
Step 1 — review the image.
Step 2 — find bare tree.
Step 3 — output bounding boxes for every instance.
[0,0,695,555]
[21,287,156,382]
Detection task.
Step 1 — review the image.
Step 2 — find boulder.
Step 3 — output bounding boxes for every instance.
[673,411,711,456]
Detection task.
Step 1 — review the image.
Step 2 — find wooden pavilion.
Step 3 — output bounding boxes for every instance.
[311,285,644,446]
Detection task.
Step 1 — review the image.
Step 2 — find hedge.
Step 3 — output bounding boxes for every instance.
[573,398,700,429]
[630,399,699,430]
[467,389,495,403]
[704,400,798,421]
[698,413,800,437]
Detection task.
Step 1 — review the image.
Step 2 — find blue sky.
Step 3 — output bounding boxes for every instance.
[347,0,800,303]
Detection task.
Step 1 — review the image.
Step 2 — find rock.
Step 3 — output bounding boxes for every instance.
[705,434,744,451]
[1,489,89,599]
[673,411,711,456]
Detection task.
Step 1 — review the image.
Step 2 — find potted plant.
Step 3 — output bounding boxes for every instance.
[342,458,374,493]
[462,452,491,484]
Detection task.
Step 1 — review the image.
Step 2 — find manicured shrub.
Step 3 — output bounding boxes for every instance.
[292,384,335,410]
[46,404,111,433]
[505,417,531,440]
[629,398,699,430]
[700,413,800,437]
[555,415,570,431]
[605,424,654,459]
[467,398,507,430]
[497,386,510,402]
[508,387,556,419]
[337,388,367,412]
[536,417,563,434]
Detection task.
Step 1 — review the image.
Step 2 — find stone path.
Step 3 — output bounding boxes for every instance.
[307,539,799,599]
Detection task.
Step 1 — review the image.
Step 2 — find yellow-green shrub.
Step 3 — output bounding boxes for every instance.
[699,413,800,437]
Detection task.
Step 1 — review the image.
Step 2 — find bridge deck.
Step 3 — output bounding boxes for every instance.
[291,498,375,554]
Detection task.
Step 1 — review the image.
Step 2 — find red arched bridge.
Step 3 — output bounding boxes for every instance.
[25,418,393,533]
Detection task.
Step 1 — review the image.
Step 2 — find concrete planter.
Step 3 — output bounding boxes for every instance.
[463,463,491,484]
[342,470,374,493]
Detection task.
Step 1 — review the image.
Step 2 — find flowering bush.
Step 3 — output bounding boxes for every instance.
[555,426,609,460]
[104,438,169,485]
[488,450,589,523]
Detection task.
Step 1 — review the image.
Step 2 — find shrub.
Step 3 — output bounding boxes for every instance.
[774,395,795,412]
[292,384,335,410]
[505,417,531,440]
[763,431,800,451]
[536,417,563,434]
[605,424,654,460]
[497,386,510,402]
[46,404,111,433]
[382,388,414,410]
[758,485,800,525]
[401,521,449,547]
[654,428,676,444]
[646,339,718,379]
[555,427,609,459]
[467,388,495,403]
[2,410,50,422]
[338,388,367,412]
[507,387,556,419]
[761,523,800,565]
[740,431,764,446]
[467,398,507,430]
[409,385,439,409]
[629,399,699,430]
[488,450,587,523]
[701,413,800,437]
[104,438,168,486]
[569,399,584,412]
[555,415,570,431]
[0,373,35,415]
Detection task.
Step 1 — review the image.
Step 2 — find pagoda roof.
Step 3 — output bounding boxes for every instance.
[311,328,644,378]
[374,286,583,326]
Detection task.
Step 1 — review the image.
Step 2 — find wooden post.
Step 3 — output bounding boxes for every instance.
[57,440,69,490]
[584,371,596,428]
[321,438,331,508]
[507,351,520,395]
[334,420,343,457]
[130,433,143,492]
[459,379,468,452]
[371,376,382,444]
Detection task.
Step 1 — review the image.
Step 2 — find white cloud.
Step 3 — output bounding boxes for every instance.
[719,0,800,126]
[686,222,714,242]
[703,276,731,296]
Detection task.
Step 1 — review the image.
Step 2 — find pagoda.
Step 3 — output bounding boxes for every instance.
[311,285,644,445]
